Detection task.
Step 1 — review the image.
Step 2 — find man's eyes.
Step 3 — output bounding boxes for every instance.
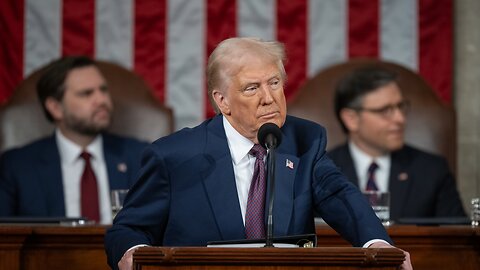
[78,89,94,97]
[100,85,109,92]
[270,79,280,89]
[243,79,281,93]
[245,85,258,92]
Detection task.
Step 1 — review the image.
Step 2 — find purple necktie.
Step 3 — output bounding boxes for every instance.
[245,144,267,239]
[80,152,100,223]
[366,162,379,191]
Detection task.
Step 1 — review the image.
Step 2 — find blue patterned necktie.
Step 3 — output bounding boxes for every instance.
[245,144,267,239]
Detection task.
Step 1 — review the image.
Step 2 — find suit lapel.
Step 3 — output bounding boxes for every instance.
[38,136,65,215]
[103,134,129,190]
[336,145,360,187]
[389,148,412,220]
[202,116,246,240]
[269,150,298,236]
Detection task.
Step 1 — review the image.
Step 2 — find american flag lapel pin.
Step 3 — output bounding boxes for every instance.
[398,172,408,181]
[117,163,128,173]
[286,159,294,169]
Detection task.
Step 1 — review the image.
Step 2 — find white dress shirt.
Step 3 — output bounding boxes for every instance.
[223,117,261,225]
[348,141,391,192]
[341,142,392,248]
[56,129,112,224]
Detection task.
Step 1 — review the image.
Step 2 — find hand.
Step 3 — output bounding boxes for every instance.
[118,247,137,270]
[369,242,413,270]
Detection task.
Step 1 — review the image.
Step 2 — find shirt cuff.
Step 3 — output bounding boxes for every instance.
[363,239,391,248]
[125,244,149,254]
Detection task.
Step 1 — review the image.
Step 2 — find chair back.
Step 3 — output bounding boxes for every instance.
[0,61,174,152]
[288,58,456,173]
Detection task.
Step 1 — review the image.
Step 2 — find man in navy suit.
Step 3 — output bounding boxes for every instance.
[105,38,412,270]
[328,66,465,221]
[0,56,148,224]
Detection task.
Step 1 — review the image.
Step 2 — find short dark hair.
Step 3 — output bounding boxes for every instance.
[334,66,398,133]
[37,56,97,122]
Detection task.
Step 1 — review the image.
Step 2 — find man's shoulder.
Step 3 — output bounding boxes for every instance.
[0,136,56,170]
[1,136,55,157]
[280,116,330,155]
[102,132,149,147]
[328,143,349,154]
[101,133,151,161]
[157,116,215,139]
[148,118,214,153]
[284,115,326,134]
[397,144,447,163]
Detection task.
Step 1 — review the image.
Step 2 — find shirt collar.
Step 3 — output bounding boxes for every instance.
[55,129,104,164]
[223,116,255,165]
[348,140,390,175]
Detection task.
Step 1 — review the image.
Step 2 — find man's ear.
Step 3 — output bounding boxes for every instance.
[212,89,230,115]
[340,108,360,132]
[45,97,63,121]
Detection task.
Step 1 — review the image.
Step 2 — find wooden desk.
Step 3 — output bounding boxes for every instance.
[0,225,109,270]
[0,224,479,270]
[316,224,480,270]
[0,226,31,270]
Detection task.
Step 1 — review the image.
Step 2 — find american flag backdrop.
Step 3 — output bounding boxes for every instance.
[0,0,452,130]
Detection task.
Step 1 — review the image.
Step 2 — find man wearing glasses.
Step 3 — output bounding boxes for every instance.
[328,66,465,221]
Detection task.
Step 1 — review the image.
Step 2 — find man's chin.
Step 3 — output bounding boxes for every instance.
[76,124,110,136]
[259,116,285,129]
[388,142,404,152]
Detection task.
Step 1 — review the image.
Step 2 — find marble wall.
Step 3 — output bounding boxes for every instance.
[455,0,480,213]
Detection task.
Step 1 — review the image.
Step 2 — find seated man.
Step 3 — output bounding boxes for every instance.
[0,56,149,224]
[105,37,411,270]
[329,66,465,221]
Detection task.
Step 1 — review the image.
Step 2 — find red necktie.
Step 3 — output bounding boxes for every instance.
[366,162,379,191]
[80,152,100,223]
[245,144,267,239]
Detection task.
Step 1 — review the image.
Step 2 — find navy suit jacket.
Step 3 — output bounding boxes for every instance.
[328,143,466,221]
[0,133,148,217]
[105,115,391,268]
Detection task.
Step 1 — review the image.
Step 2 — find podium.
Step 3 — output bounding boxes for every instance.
[1,225,479,269]
[132,246,405,270]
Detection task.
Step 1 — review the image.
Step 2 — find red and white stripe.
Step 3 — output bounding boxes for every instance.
[0,0,452,130]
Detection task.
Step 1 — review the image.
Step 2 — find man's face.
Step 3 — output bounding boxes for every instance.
[54,66,113,135]
[213,56,287,143]
[344,82,407,157]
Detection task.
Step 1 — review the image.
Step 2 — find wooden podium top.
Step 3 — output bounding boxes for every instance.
[133,246,404,270]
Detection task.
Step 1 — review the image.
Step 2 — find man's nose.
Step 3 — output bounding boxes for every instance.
[260,85,274,104]
[94,89,111,104]
[392,107,406,123]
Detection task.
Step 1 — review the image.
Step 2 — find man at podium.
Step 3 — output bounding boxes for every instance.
[105,37,412,270]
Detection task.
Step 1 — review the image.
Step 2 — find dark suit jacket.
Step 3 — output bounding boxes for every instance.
[0,133,148,216]
[105,115,391,268]
[328,143,466,221]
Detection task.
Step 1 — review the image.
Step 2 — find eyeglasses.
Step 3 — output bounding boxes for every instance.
[352,100,410,119]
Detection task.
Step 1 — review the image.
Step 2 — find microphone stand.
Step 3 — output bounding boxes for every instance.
[264,144,276,247]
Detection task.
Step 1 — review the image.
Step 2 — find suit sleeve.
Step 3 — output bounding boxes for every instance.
[104,143,170,269]
[310,127,392,246]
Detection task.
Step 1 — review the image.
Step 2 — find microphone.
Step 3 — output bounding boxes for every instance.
[257,123,282,247]
[258,123,282,150]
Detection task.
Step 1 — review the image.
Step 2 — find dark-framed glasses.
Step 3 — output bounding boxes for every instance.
[353,100,410,118]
